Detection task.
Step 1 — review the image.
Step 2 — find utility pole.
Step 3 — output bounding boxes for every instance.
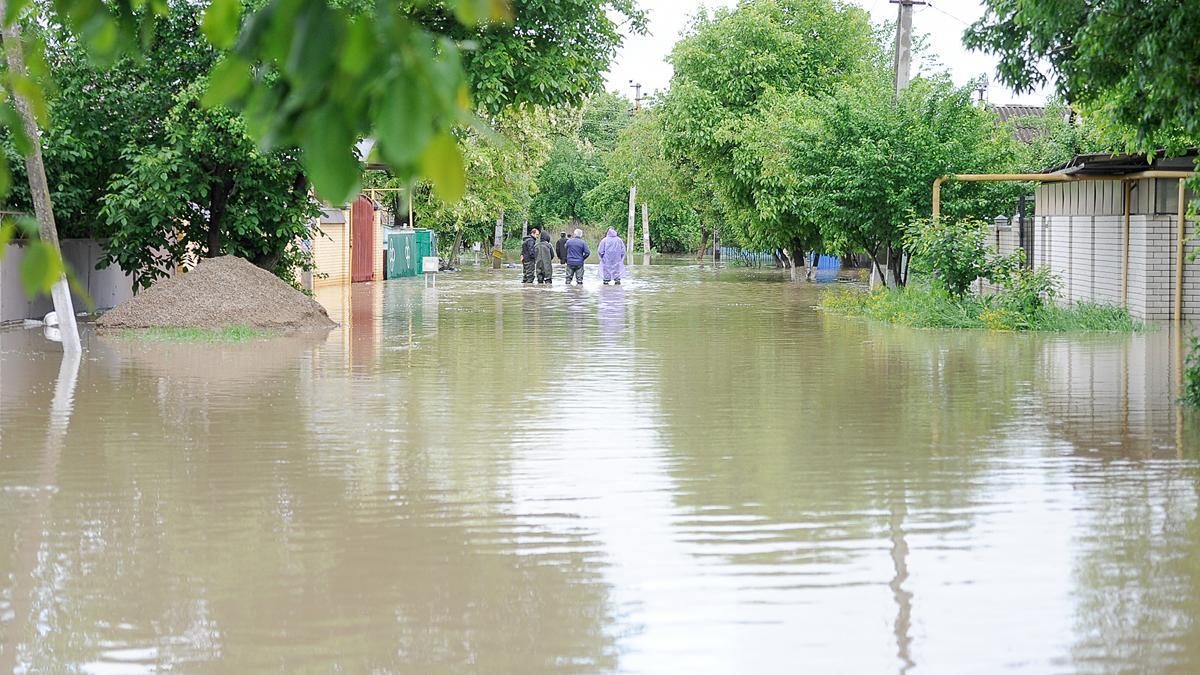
[626,80,645,262]
[890,0,926,99]
[626,184,637,263]
[878,0,927,290]
[0,2,80,353]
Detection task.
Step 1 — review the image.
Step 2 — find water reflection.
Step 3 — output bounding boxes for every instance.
[1,264,1199,672]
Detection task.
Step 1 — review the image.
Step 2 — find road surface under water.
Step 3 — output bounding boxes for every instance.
[2,260,1199,673]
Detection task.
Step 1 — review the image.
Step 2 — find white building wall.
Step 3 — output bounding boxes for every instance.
[1027,179,1198,321]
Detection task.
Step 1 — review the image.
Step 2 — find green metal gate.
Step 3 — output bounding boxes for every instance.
[387,231,417,278]
[415,229,437,273]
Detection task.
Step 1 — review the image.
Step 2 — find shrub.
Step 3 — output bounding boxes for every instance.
[992,262,1059,318]
[1184,338,1200,407]
[902,217,993,297]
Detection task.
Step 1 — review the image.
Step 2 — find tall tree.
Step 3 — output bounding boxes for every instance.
[660,0,879,257]
[0,0,80,350]
[99,79,317,289]
[748,74,1015,283]
[529,92,631,229]
[587,106,707,253]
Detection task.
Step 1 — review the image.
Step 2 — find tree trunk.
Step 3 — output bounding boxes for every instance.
[887,246,905,288]
[0,9,79,353]
[252,249,284,272]
[697,226,710,260]
[450,221,464,268]
[206,177,232,257]
[492,210,504,269]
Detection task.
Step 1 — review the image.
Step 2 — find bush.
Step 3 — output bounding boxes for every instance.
[902,217,994,297]
[1184,338,1200,407]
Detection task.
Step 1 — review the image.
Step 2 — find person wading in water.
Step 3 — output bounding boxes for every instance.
[598,227,626,285]
[564,229,590,285]
[520,228,539,283]
[555,231,569,264]
[535,230,555,284]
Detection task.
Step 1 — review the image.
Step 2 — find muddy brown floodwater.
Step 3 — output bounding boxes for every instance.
[2,260,1200,673]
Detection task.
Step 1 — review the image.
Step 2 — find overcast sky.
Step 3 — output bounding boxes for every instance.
[603,0,1052,105]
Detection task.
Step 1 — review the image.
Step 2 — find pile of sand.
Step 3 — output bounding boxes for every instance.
[97,256,337,331]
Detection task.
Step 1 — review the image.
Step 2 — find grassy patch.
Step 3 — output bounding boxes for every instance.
[819,286,1143,332]
[120,325,273,342]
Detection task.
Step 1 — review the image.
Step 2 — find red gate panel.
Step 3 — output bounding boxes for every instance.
[351,195,375,282]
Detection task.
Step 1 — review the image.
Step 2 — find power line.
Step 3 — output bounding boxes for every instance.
[923,2,969,26]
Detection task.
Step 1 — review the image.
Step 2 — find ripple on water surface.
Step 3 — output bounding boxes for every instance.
[1,261,1198,673]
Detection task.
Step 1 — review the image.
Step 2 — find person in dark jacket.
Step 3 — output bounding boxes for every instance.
[564,228,590,285]
[520,228,539,283]
[535,231,555,283]
[555,232,569,264]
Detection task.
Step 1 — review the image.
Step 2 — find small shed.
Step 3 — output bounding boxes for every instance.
[934,151,1197,321]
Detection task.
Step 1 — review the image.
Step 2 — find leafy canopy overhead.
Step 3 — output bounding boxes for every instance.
[0,0,644,204]
[964,0,1200,149]
[200,0,644,203]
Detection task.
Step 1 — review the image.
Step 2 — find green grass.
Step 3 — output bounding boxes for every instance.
[819,286,1143,332]
[119,325,274,342]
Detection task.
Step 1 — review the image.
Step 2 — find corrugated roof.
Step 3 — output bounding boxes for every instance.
[1045,149,1198,175]
[993,104,1047,144]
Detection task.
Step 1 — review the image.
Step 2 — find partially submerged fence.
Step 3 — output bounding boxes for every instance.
[718,247,841,271]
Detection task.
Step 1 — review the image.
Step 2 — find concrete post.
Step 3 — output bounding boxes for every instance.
[641,203,650,255]
[892,0,920,98]
[492,210,504,270]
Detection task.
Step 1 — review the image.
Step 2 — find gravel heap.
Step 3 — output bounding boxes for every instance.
[97,256,337,331]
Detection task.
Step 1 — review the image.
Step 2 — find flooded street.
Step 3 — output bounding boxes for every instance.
[3,261,1200,672]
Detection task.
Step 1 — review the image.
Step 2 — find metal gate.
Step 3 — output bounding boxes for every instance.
[351,195,375,282]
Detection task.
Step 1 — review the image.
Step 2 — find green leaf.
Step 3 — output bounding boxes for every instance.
[420,132,466,203]
[0,100,30,156]
[0,219,13,253]
[202,0,242,49]
[19,240,64,299]
[339,19,374,76]
[3,0,29,28]
[377,80,433,167]
[300,105,359,203]
[202,56,251,108]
